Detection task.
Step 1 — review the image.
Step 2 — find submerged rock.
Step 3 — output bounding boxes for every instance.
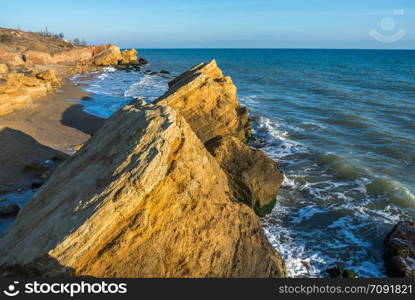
[0,204,19,217]
[325,264,357,278]
[0,99,286,278]
[206,136,283,216]
[384,221,415,277]
[160,69,170,74]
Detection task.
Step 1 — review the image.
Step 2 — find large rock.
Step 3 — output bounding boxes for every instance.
[0,99,286,278]
[93,45,122,66]
[206,136,283,216]
[0,48,25,65]
[156,60,251,144]
[121,49,137,64]
[384,221,415,277]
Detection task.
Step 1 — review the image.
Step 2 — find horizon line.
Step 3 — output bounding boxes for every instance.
[127,47,415,51]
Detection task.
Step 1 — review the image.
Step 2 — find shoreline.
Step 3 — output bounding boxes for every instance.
[0,79,104,194]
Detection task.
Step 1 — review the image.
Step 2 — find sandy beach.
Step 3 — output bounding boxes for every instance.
[0,79,105,194]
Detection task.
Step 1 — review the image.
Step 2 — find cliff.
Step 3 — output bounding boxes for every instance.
[0,27,140,115]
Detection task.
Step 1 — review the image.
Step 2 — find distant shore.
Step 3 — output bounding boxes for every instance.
[0,79,104,194]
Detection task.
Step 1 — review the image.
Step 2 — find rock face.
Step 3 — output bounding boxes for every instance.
[0,63,8,73]
[156,60,250,144]
[206,136,283,216]
[384,222,415,277]
[0,71,61,115]
[93,45,122,66]
[0,99,286,278]
[121,49,137,64]
[157,60,280,216]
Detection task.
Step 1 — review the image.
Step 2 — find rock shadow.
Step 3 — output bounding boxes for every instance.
[60,104,105,136]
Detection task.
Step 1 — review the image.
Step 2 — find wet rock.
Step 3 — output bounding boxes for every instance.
[206,136,283,216]
[0,99,286,278]
[160,69,170,74]
[149,71,158,76]
[384,221,415,278]
[0,204,20,217]
[0,63,8,74]
[325,264,357,278]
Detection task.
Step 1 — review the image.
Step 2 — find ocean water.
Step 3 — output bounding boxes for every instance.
[28,49,415,277]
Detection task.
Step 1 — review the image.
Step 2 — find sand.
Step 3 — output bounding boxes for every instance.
[0,80,105,194]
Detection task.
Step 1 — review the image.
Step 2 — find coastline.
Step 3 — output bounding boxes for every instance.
[0,79,104,194]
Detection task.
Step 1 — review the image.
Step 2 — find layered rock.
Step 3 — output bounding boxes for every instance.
[0,70,62,115]
[384,221,415,277]
[0,99,286,278]
[93,45,122,66]
[157,60,280,216]
[206,136,283,216]
[121,49,137,64]
[156,60,250,144]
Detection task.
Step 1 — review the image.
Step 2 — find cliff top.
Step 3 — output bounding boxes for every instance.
[0,27,80,55]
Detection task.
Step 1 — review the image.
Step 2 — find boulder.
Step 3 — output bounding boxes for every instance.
[0,99,286,278]
[34,69,61,88]
[93,45,122,66]
[0,48,25,65]
[206,136,283,216]
[384,221,415,277]
[156,60,250,143]
[121,49,137,64]
[0,63,8,74]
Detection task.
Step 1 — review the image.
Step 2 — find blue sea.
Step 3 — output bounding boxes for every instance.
[17,49,415,277]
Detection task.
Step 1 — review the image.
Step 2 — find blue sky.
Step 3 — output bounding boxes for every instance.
[1,0,414,48]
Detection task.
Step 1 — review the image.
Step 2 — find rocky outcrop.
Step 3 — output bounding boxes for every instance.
[156,60,251,144]
[121,49,137,64]
[0,70,62,115]
[93,45,122,66]
[0,99,286,278]
[156,60,280,216]
[384,222,415,277]
[206,136,283,216]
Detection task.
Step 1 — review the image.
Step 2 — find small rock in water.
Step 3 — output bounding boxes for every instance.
[0,204,20,217]
[325,264,357,278]
[149,71,158,76]
[160,70,170,74]
[0,198,6,203]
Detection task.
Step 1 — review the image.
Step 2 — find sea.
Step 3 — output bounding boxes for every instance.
[5,49,415,277]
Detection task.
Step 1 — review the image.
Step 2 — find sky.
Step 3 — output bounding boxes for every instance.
[1,0,414,49]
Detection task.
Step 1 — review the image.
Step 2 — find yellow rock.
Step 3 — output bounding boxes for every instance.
[121,49,137,64]
[0,99,286,278]
[93,45,122,66]
[0,63,8,74]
